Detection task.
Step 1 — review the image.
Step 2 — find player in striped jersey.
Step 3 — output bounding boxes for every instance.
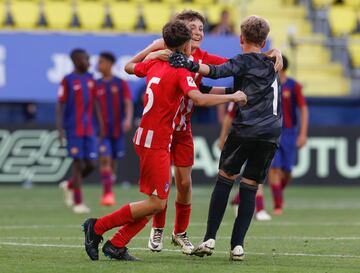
[82,20,247,261]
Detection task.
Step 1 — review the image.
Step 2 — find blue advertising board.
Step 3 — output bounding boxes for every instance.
[0,32,271,102]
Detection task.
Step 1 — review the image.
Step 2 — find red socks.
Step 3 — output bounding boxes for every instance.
[111,217,149,248]
[174,202,191,234]
[271,184,283,209]
[152,204,167,228]
[67,179,74,190]
[100,170,113,195]
[94,204,134,235]
[255,195,265,212]
[73,188,82,205]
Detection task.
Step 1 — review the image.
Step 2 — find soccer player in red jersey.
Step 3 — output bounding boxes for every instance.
[219,102,272,221]
[96,52,134,206]
[125,10,282,254]
[82,20,247,261]
[57,49,103,214]
[268,55,308,215]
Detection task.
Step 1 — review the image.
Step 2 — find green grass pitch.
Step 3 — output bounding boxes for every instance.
[0,184,360,273]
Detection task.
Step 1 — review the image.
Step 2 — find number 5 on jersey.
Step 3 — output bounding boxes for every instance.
[143,77,161,115]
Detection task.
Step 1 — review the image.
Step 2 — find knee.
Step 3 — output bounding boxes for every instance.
[149,198,167,214]
[177,178,192,194]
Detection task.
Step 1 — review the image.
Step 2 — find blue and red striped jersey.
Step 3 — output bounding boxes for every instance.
[58,72,97,137]
[96,77,132,138]
[281,77,306,129]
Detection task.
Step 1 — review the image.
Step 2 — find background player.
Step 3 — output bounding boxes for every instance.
[169,15,282,261]
[96,52,134,206]
[57,49,103,214]
[268,55,308,215]
[218,102,272,221]
[82,20,247,261]
[122,10,282,254]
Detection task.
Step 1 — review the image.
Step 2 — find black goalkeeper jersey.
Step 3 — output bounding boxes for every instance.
[208,52,282,144]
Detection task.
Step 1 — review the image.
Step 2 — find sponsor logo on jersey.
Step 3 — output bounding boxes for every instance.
[186,76,197,87]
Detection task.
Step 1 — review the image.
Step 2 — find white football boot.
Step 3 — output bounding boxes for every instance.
[255,210,272,221]
[230,245,245,261]
[148,228,164,252]
[171,232,194,255]
[59,180,73,207]
[73,203,91,214]
[191,238,215,257]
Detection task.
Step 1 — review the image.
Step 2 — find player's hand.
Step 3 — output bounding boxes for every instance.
[264,49,283,72]
[231,91,247,106]
[217,139,225,151]
[145,49,172,61]
[296,134,307,149]
[169,52,200,72]
[123,118,132,133]
[58,129,65,146]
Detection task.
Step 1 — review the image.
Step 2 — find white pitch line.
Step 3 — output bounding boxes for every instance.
[2,236,360,241]
[0,242,359,259]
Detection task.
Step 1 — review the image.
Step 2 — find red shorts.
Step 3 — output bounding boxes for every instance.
[171,130,194,167]
[134,145,171,200]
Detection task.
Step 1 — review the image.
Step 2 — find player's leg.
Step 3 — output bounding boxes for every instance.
[230,140,276,261]
[281,171,292,189]
[171,165,194,254]
[255,185,272,221]
[99,138,116,206]
[193,131,246,257]
[269,168,284,215]
[84,194,167,261]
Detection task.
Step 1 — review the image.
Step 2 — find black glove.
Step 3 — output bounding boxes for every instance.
[199,82,212,94]
[169,52,200,73]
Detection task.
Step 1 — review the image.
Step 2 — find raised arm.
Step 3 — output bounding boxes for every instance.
[187,89,247,107]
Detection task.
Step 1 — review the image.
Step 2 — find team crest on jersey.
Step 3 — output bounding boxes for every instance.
[70,147,79,155]
[87,81,94,89]
[283,89,291,98]
[164,181,170,192]
[111,85,118,93]
[99,145,107,153]
[186,76,197,87]
[97,89,105,96]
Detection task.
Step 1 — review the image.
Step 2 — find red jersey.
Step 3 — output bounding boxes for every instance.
[174,48,228,132]
[133,59,197,150]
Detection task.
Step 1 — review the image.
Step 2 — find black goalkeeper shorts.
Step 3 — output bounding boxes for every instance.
[219,130,277,184]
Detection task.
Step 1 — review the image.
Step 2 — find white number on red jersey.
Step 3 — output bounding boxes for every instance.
[143,77,160,115]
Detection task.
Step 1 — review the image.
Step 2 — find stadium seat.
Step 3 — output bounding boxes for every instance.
[328,5,357,36]
[349,34,360,68]
[76,0,106,30]
[193,0,214,5]
[143,3,171,33]
[11,0,40,29]
[345,0,360,8]
[109,2,137,32]
[43,0,72,30]
[312,0,333,9]
[205,5,233,26]
[174,3,203,15]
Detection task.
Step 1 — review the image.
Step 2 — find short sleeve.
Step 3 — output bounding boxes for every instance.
[294,81,306,107]
[58,77,68,103]
[134,60,154,78]
[121,80,132,100]
[177,69,198,96]
[227,102,238,118]
[204,52,228,65]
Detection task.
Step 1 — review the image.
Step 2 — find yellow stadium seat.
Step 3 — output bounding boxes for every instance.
[109,2,137,32]
[349,34,360,68]
[11,0,40,29]
[76,0,106,30]
[143,3,171,33]
[312,0,333,8]
[328,5,357,36]
[43,0,72,30]
[345,0,360,8]
[174,3,203,16]
[162,0,181,4]
[193,0,214,5]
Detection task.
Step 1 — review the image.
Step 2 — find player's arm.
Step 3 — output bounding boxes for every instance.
[122,81,134,133]
[199,82,233,95]
[187,89,246,107]
[263,48,283,72]
[94,99,105,140]
[294,82,308,149]
[56,102,65,146]
[125,39,165,74]
[218,110,234,150]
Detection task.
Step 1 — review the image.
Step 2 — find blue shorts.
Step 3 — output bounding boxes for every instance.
[271,128,297,172]
[98,137,125,159]
[66,136,98,160]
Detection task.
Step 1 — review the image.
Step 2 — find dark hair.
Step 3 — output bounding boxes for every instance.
[241,15,270,46]
[282,55,289,71]
[162,20,192,49]
[70,48,87,61]
[99,51,116,64]
[175,10,206,25]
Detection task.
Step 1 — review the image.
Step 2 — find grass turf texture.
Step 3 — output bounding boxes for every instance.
[0,185,360,273]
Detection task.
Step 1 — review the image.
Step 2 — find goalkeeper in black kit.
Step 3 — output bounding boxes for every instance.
[169,15,283,261]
